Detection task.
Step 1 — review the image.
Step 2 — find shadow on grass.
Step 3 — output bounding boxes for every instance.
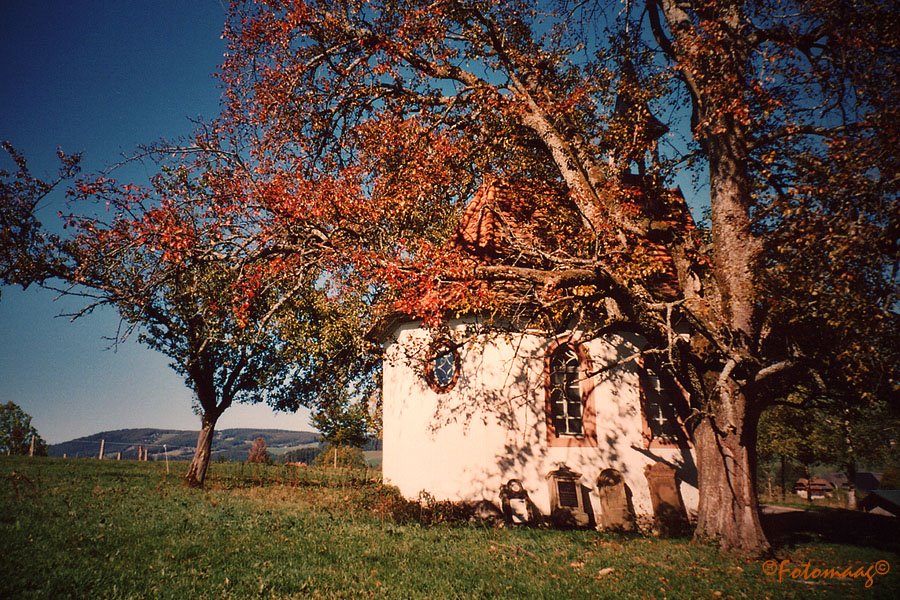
[762,506,900,553]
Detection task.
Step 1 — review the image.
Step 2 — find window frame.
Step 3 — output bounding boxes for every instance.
[424,338,461,393]
[544,338,597,447]
[639,356,690,449]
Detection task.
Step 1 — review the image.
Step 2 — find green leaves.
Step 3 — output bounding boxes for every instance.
[0,401,47,456]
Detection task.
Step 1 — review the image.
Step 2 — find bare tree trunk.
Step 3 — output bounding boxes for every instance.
[183,411,220,488]
[707,134,759,334]
[780,455,786,501]
[650,0,772,557]
[691,145,769,554]
[846,461,857,510]
[693,384,770,555]
[805,463,813,506]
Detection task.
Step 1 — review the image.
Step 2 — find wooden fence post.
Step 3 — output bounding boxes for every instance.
[98,439,105,460]
[29,435,35,457]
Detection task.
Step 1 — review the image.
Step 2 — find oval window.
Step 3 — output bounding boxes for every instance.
[427,341,459,392]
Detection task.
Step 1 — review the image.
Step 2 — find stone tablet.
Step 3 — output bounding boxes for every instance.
[644,462,689,536]
[597,468,635,531]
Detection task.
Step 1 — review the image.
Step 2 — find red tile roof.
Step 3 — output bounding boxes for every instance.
[369,174,700,338]
[453,174,694,300]
[453,175,580,261]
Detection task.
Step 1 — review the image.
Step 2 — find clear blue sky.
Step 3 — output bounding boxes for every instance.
[0,0,312,443]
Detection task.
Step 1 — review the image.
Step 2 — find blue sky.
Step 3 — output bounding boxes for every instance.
[0,0,312,443]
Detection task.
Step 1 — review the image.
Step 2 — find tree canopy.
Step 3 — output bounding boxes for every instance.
[0,401,47,456]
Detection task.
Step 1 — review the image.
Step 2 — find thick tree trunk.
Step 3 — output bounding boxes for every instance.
[693,383,770,555]
[707,126,760,335]
[183,410,220,488]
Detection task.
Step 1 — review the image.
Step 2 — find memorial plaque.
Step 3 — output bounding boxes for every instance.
[557,481,579,508]
[596,468,635,531]
[500,479,536,525]
[508,498,529,523]
[644,462,689,536]
[546,465,590,528]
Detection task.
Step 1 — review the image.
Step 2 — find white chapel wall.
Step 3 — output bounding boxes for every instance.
[380,318,699,523]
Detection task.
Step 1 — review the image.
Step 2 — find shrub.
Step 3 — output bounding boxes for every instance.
[367,487,482,526]
[247,437,272,464]
[313,443,367,469]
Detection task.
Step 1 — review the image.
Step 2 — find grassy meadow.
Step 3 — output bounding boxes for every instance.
[1,456,898,599]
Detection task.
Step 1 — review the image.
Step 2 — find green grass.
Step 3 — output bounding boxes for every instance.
[2,457,898,599]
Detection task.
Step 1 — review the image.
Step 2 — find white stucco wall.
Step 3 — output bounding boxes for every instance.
[380,318,698,525]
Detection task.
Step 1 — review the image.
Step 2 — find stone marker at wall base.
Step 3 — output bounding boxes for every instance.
[644,462,690,536]
[500,479,538,525]
[597,468,635,531]
[546,465,591,528]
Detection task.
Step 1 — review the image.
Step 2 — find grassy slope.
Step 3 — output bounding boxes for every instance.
[1,457,897,599]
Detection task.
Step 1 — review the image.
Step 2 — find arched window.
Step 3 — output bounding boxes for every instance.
[425,339,460,393]
[640,357,688,448]
[549,344,583,436]
[545,340,596,446]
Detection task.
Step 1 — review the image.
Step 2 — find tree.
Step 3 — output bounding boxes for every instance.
[0,401,48,456]
[759,397,898,505]
[64,166,322,487]
[198,0,896,554]
[247,436,272,464]
[0,145,368,488]
[881,449,900,489]
[310,398,373,449]
[1,142,80,293]
[757,402,834,500]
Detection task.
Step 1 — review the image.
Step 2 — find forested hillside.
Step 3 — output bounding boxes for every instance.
[49,428,321,462]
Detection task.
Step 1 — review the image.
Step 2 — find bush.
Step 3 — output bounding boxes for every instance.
[313,443,367,469]
[366,487,482,526]
[246,437,272,464]
[0,401,47,456]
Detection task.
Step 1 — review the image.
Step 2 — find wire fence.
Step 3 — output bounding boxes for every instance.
[22,437,382,487]
[47,438,190,461]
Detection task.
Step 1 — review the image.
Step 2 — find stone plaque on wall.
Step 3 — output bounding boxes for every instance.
[500,479,537,525]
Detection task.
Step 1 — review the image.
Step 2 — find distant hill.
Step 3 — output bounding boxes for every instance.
[49,428,322,462]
